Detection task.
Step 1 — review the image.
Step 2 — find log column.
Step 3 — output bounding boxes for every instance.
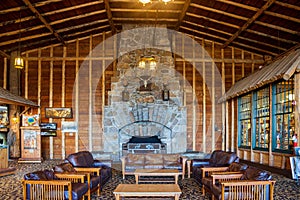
[9,51,21,158]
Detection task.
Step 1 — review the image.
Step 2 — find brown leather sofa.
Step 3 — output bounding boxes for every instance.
[191,150,239,183]
[121,153,187,179]
[65,151,112,190]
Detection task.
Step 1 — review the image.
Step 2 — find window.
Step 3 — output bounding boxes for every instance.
[254,87,270,150]
[238,94,252,148]
[272,78,295,153]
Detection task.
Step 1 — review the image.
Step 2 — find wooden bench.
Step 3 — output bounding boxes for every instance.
[113,184,181,200]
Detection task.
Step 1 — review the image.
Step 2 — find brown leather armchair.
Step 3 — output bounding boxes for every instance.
[65,151,112,190]
[191,150,239,183]
[23,169,88,200]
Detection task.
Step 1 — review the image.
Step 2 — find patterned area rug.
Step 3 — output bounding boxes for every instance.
[0,159,299,200]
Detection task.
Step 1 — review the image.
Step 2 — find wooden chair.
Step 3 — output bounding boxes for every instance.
[23,171,88,200]
[54,162,101,200]
[210,166,275,200]
[201,162,248,195]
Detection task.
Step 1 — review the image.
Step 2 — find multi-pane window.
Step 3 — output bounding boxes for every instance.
[238,94,252,148]
[273,78,295,152]
[254,87,270,149]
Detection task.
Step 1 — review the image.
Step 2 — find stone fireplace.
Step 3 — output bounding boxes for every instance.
[103,24,187,160]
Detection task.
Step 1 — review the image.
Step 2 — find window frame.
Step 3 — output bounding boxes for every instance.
[272,78,295,154]
[238,93,252,149]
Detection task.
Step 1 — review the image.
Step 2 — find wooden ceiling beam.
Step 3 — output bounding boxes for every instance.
[221,0,277,49]
[0,19,108,39]
[0,50,10,58]
[274,1,300,11]
[43,1,101,16]
[50,10,106,25]
[191,2,298,35]
[175,0,191,30]
[183,20,286,52]
[186,12,240,29]
[103,0,117,34]
[113,17,177,22]
[22,0,66,46]
[111,8,180,13]
[246,29,297,44]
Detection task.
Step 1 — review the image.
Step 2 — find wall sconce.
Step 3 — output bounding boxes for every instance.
[12,113,19,124]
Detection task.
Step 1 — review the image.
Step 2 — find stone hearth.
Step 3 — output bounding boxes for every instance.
[103,25,187,160]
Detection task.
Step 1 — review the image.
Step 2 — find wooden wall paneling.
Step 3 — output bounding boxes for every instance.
[192,36,196,151]
[61,46,66,159]
[202,39,206,152]
[221,49,226,151]
[3,57,7,88]
[211,42,215,151]
[89,35,93,151]
[75,39,79,152]
[38,49,41,115]
[101,33,106,150]
[231,47,235,152]
[49,47,54,158]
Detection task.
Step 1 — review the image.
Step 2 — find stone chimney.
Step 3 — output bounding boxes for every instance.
[103,24,187,160]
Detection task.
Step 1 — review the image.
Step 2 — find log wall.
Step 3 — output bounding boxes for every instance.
[1,32,265,161]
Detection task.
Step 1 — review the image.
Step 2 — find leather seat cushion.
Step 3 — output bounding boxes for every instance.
[127,154,145,165]
[90,175,100,189]
[242,166,272,180]
[65,182,89,200]
[227,162,248,172]
[164,164,181,170]
[144,164,164,169]
[54,163,76,173]
[125,164,144,170]
[145,154,163,165]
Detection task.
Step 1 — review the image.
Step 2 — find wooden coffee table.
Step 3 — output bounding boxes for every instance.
[134,169,181,184]
[113,184,181,200]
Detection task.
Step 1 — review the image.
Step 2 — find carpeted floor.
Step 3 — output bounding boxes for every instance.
[0,159,299,200]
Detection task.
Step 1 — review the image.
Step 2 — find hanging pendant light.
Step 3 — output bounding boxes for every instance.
[139,0,151,5]
[14,9,24,69]
[14,50,24,69]
[139,0,173,5]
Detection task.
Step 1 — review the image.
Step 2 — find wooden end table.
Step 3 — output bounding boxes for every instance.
[113,184,181,200]
[134,168,181,184]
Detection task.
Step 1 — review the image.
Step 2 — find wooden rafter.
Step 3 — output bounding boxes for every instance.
[191,2,298,35]
[22,0,66,46]
[175,0,191,30]
[181,26,277,56]
[0,50,10,58]
[103,0,117,34]
[221,0,277,49]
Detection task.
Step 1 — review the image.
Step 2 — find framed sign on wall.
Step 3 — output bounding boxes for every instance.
[45,108,73,118]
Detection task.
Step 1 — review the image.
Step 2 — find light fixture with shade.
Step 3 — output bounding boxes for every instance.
[139,0,173,5]
[14,10,24,69]
[138,55,157,70]
[139,0,151,5]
